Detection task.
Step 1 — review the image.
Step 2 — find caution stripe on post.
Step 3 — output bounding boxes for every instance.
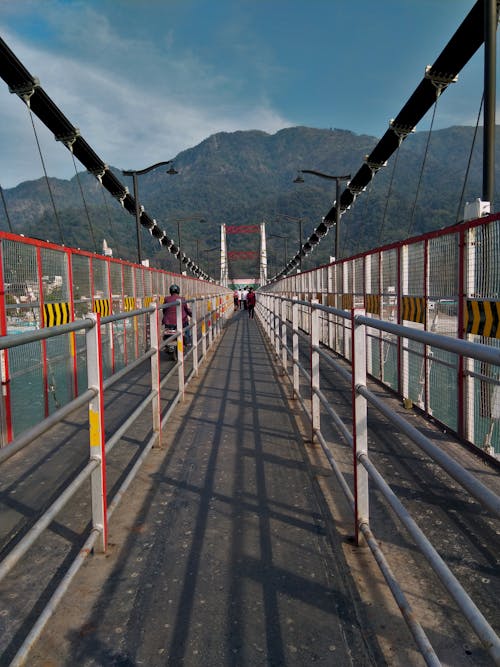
[465,299,500,339]
[342,294,353,310]
[93,299,111,317]
[402,296,425,325]
[43,302,71,327]
[124,297,136,311]
[365,294,381,315]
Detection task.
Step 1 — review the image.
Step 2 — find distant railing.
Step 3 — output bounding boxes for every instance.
[257,293,500,666]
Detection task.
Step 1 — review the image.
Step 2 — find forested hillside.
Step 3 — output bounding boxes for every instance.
[0,125,496,278]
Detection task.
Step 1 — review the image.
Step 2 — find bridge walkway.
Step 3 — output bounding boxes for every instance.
[28,308,383,666]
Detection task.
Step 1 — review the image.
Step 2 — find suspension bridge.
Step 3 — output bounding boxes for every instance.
[0,1,500,666]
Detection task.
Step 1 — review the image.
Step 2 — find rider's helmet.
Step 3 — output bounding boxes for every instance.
[169,284,180,294]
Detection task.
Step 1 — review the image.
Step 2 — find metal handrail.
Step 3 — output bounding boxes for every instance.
[256,293,500,665]
[0,292,230,666]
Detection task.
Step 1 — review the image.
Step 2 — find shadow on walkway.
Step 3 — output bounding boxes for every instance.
[30,310,381,666]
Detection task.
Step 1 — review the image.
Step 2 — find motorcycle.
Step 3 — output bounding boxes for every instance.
[163,326,178,361]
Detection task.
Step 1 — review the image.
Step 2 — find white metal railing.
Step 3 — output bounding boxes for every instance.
[0,293,228,666]
[257,292,500,667]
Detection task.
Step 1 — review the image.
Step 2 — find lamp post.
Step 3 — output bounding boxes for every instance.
[294,169,350,261]
[204,246,219,279]
[269,233,288,270]
[122,160,178,264]
[275,213,304,272]
[168,216,207,273]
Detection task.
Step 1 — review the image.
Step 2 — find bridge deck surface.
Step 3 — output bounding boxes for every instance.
[29,310,381,666]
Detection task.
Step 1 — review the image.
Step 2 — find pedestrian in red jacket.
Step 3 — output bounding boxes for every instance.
[247,287,256,319]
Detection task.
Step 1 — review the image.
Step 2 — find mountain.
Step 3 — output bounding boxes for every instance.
[0,125,496,278]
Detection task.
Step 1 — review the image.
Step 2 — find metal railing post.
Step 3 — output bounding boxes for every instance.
[176,300,185,397]
[85,312,108,553]
[201,297,207,359]
[267,294,272,339]
[292,298,300,398]
[262,294,269,336]
[281,298,287,371]
[274,297,280,359]
[192,300,199,375]
[149,306,161,447]
[268,296,275,351]
[216,296,221,337]
[352,308,369,546]
[208,298,214,347]
[311,300,321,440]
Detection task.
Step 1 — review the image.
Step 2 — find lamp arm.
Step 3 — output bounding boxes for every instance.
[300,169,350,181]
[123,159,172,176]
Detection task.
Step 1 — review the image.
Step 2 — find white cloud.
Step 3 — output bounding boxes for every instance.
[0,15,292,188]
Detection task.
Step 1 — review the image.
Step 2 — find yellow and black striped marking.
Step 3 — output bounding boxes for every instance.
[124,297,136,311]
[365,294,381,315]
[43,302,71,327]
[342,294,353,310]
[402,296,425,325]
[465,299,500,339]
[144,296,154,307]
[93,299,111,316]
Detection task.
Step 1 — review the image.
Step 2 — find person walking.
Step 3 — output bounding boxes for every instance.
[241,286,249,310]
[247,287,256,318]
[233,289,239,311]
[238,289,243,309]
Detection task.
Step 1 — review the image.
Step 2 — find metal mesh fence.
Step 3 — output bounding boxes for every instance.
[0,234,230,445]
[265,213,500,456]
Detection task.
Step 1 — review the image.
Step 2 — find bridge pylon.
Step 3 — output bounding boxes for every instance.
[259,221,267,286]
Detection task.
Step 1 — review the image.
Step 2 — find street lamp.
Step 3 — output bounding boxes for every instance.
[294,169,350,260]
[122,160,178,264]
[269,233,288,269]
[204,246,219,279]
[275,213,304,272]
[168,216,207,273]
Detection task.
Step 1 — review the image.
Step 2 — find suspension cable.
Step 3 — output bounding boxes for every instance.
[455,95,484,223]
[406,96,439,238]
[27,107,65,245]
[377,147,401,247]
[99,186,117,252]
[352,181,375,255]
[0,184,13,233]
[71,153,97,253]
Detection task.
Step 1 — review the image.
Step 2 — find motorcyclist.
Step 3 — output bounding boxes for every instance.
[162,284,193,346]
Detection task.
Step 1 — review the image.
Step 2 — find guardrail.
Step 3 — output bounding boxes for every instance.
[256,292,500,666]
[264,213,500,457]
[0,294,227,666]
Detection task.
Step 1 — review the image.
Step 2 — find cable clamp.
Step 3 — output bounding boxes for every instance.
[348,183,366,195]
[87,165,109,183]
[9,78,40,105]
[389,119,415,141]
[55,128,81,150]
[116,188,129,207]
[364,156,387,173]
[425,65,458,94]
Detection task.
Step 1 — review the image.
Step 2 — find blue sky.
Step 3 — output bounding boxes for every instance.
[0,0,491,188]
